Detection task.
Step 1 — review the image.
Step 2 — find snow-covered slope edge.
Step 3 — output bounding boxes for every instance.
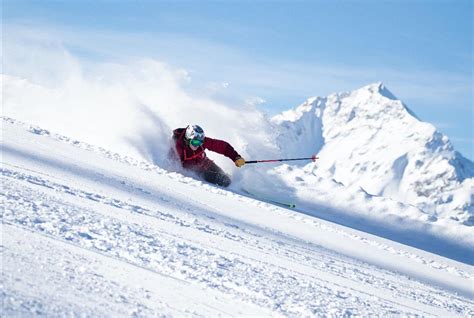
[272,82,473,227]
[2,117,473,316]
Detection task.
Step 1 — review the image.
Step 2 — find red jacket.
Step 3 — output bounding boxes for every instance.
[171,128,241,169]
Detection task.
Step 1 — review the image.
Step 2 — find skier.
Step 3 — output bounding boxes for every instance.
[170,125,246,187]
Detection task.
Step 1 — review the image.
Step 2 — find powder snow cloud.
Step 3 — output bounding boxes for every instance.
[2,25,280,173]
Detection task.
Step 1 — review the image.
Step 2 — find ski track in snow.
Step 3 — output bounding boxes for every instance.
[1,117,474,317]
[2,169,473,317]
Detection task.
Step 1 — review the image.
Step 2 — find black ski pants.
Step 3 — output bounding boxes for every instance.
[194,160,231,187]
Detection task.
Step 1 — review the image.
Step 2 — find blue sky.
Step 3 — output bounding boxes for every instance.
[3,0,473,159]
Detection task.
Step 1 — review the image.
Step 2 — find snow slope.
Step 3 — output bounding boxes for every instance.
[2,117,473,316]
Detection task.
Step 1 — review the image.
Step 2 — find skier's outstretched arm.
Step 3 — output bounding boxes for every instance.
[204,137,245,167]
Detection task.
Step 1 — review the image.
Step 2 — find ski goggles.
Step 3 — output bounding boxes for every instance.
[189,138,204,147]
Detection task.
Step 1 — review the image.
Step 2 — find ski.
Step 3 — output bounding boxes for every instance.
[241,189,296,209]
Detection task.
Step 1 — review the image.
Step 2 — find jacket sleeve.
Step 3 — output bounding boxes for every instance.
[173,128,185,141]
[171,128,186,162]
[203,137,241,161]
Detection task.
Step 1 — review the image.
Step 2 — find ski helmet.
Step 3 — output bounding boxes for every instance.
[185,125,205,146]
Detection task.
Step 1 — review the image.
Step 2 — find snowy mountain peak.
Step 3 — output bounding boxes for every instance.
[358,82,397,101]
[272,96,326,124]
[274,82,407,126]
[350,82,420,120]
[272,83,473,225]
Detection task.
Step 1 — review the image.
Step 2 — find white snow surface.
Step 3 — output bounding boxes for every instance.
[2,117,474,316]
[268,83,474,256]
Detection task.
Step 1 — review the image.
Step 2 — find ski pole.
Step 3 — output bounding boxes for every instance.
[245,154,318,164]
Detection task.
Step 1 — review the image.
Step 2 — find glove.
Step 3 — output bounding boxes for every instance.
[234,157,246,168]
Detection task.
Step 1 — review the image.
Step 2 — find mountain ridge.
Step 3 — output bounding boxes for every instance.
[272,83,473,225]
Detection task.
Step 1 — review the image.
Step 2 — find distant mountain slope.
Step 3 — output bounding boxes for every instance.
[272,83,474,225]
